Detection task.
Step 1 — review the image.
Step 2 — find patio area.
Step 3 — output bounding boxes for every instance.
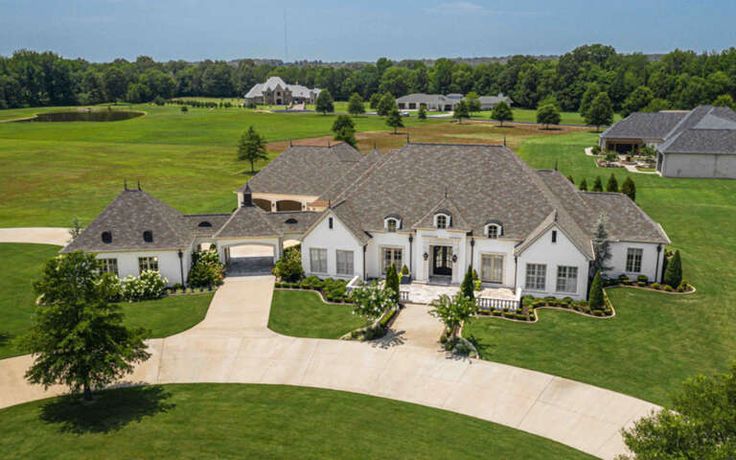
[400,282,517,305]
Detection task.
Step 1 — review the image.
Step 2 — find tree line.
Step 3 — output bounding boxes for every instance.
[2,44,736,113]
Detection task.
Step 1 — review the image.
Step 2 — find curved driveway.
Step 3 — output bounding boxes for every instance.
[0,230,659,459]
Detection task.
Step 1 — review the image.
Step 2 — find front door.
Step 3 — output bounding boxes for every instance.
[432,246,453,277]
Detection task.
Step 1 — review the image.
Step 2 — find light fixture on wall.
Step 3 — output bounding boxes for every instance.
[452,254,458,263]
[423,252,429,261]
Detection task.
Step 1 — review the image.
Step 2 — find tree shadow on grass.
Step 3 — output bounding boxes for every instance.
[465,334,493,357]
[40,385,175,434]
[0,332,9,347]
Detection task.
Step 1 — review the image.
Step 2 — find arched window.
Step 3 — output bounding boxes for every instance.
[143,230,153,243]
[101,231,112,244]
[385,218,400,232]
[285,218,298,224]
[484,221,503,239]
[198,221,212,228]
[435,213,450,229]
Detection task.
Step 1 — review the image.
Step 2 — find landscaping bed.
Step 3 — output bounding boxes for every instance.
[274,276,350,303]
[478,294,614,323]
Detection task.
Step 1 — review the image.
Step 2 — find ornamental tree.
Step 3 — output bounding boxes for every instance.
[384,263,400,304]
[352,281,395,320]
[386,106,404,134]
[237,126,268,173]
[592,176,604,192]
[588,270,605,310]
[272,245,304,282]
[537,103,561,129]
[585,92,614,131]
[430,293,478,339]
[491,101,513,127]
[347,92,365,116]
[622,363,736,459]
[460,266,475,301]
[592,213,613,275]
[622,176,637,201]
[664,250,683,288]
[453,100,470,124]
[22,252,150,401]
[606,173,619,192]
[579,178,588,191]
[315,89,334,114]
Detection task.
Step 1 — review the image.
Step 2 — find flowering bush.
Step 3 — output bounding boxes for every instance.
[351,282,395,320]
[96,272,123,302]
[122,270,167,302]
[188,248,225,288]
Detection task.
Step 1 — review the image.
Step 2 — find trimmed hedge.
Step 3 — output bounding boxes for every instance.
[275,276,350,303]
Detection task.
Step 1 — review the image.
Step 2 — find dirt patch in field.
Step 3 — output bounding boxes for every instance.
[268,120,587,153]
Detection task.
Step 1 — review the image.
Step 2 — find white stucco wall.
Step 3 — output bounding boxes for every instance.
[661,153,736,179]
[470,238,518,288]
[607,241,665,282]
[301,212,364,279]
[516,226,590,300]
[413,229,468,284]
[366,232,412,279]
[95,250,191,286]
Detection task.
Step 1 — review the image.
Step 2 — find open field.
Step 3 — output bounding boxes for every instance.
[268,290,365,339]
[0,383,592,459]
[0,243,212,359]
[0,104,580,228]
[465,131,736,405]
[472,108,622,125]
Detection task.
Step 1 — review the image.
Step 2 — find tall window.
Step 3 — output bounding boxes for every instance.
[309,248,328,274]
[481,254,504,283]
[336,250,354,276]
[556,266,578,293]
[525,264,547,291]
[435,214,448,229]
[138,256,159,273]
[99,258,118,276]
[382,248,402,273]
[626,248,643,273]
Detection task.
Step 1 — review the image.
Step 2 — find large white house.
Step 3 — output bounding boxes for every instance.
[67,142,669,302]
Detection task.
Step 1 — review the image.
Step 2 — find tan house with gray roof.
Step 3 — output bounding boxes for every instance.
[66,142,669,302]
[244,76,320,106]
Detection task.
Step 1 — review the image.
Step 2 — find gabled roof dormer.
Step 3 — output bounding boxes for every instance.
[484,219,503,239]
[384,214,402,232]
[412,195,469,231]
[433,211,451,229]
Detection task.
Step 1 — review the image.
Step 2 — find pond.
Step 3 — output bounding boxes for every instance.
[18,110,144,122]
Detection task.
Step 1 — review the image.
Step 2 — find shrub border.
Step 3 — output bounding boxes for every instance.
[608,283,696,295]
[274,287,350,306]
[477,291,616,323]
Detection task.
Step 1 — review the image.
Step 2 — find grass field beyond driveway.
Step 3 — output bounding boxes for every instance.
[268,290,365,338]
[0,384,592,459]
[0,243,212,359]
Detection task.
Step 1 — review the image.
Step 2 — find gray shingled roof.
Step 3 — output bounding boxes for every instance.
[184,214,233,237]
[63,189,195,253]
[244,143,363,197]
[214,205,281,239]
[600,111,688,140]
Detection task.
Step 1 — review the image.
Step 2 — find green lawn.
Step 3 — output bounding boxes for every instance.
[0,243,213,359]
[464,131,736,405]
[268,290,365,338]
[0,384,591,459]
[0,103,434,227]
[471,108,622,126]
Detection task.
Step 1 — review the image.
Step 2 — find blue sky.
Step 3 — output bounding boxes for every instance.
[1,0,735,62]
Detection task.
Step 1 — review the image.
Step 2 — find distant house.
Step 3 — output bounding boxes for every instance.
[396,93,512,112]
[600,105,736,179]
[244,76,320,106]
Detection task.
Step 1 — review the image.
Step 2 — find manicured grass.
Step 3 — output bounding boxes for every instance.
[268,290,365,338]
[465,131,736,405]
[0,103,434,227]
[0,384,592,459]
[472,108,622,126]
[0,243,213,359]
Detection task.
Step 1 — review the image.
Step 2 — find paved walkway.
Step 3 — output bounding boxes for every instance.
[0,229,660,459]
[0,227,69,246]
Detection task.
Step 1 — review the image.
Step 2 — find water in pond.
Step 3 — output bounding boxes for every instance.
[19,110,144,122]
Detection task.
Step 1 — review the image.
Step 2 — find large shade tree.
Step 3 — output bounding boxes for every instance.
[237,126,268,173]
[22,252,150,401]
[491,101,513,127]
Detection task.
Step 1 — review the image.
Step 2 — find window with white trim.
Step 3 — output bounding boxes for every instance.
[309,248,328,274]
[486,224,501,239]
[385,218,399,232]
[99,258,118,276]
[138,256,159,273]
[336,250,354,276]
[382,248,402,273]
[435,214,449,229]
[556,266,578,293]
[525,263,547,290]
[481,254,504,283]
[626,248,643,273]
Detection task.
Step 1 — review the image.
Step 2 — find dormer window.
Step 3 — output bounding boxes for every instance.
[143,230,153,243]
[285,218,298,224]
[384,217,401,232]
[435,213,450,229]
[198,221,212,228]
[101,231,112,244]
[485,222,503,239]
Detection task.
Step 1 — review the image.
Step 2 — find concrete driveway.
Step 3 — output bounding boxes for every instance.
[0,227,69,246]
[0,276,658,459]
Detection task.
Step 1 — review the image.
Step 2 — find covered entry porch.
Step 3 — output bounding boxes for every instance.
[216,237,283,277]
